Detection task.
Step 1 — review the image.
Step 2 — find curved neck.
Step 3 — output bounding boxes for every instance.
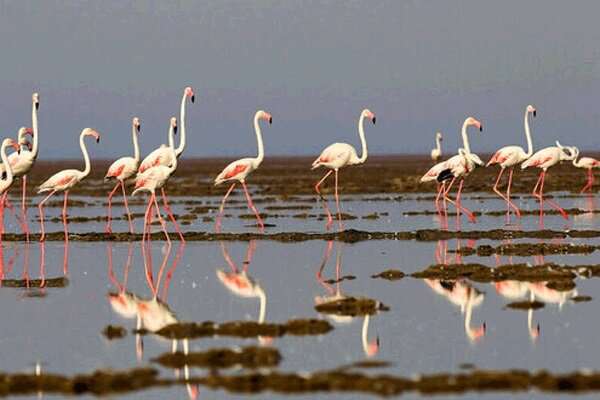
[168,124,176,149]
[461,120,471,154]
[257,289,266,323]
[32,100,39,157]
[435,136,441,152]
[361,314,370,352]
[80,133,91,177]
[253,114,264,166]
[1,143,13,184]
[573,155,583,167]
[132,124,140,162]
[524,111,533,156]
[175,93,187,157]
[357,114,368,164]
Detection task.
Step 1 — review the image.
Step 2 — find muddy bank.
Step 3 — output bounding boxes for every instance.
[452,243,599,257]
[153,346,281,369]
[505,301,545,310]
[0,277,68,288]
[315,297,389,317]
[371,270,406,281]
[102,325,127,340]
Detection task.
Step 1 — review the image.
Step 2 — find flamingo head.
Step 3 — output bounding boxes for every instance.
[365,336,380,357]
[185,86,195,103]
[466,117,483,132]
[17,127,34,144]
[527,104,537,117]
[133,117,141,133]
[468,322,486,342]
[32,92,39,109]
[556,141,576,161]
[257,110,273,124]
[3,138,20,154]
[83,128,100,143]
[362,109,376,125]
[170,116,178,135]
[436,132,442,141]
[529,323,540,341]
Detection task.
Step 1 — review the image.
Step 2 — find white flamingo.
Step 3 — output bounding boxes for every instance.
[132,118,179,243]
[312,109,376,230]
[214,110,272,233]
[570,147,600,193]
[430,132,443,162]
[0,138,21,240]
[521,141,576,226]
[487,105,536,220]
[104,117,141,234]
[37,128,100,242]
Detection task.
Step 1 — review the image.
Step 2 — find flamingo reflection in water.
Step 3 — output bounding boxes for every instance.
[425,278,486,342]
[314,241,379,357]
[216,240,272,346]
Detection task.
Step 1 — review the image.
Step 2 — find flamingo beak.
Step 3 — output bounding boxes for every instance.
[479,124,483,132]
[174,125,178,135]
[35,102,39,111]
[533,110,537,117]
[269,116,273,124]
[191,94,195,103]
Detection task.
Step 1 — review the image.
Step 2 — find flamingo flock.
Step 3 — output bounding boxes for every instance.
[0,90,595,242]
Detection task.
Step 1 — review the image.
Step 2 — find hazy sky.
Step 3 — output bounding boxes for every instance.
[2,0,600,158]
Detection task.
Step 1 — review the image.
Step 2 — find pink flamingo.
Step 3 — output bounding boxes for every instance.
[37,128,100,242]
[104,117,141,234]
[430,132,443,162]
[487,105,536,221]
[0,139,22,240]
[138,86,194,173]
[214,110,272,232]
[570,147,600,193]
[132,118,179,243]
[312,109,375,230]
[521,141,576,226]
[421,117,483,227]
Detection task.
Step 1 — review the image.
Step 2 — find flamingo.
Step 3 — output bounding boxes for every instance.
[421,117,484,227]
[494,282,539,340]
[487,105,536,221]
[104,117,141,234]
[521,141,576,226]
[0,93,40,239]
[132,117,179,243]
[312,109,375,230]
[214,110,272,232]
[138,86,194,173]
[0,139,22,240]
[570,147,600,193]
[37,128,100,242]
[430,132,443,162]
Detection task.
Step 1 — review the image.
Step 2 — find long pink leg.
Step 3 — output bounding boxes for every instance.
[505,168,521,218]
[444,178,476,224]
[532,172,543,201]
[315,170,334,229]
[539,172,568,220]
[241,181,264,232]
[21,176,30,241]
[142,197,153,243]
[215,183,236,233]
[161,187,184,242]
[38,190,56,242]
[538,171,545,227]
[105,182,120,234]
[62,191,69,243]
[152,193,171,244]
[435,182,448,229]
[333,170,344,230]
[0,193,5,242]
[580,169,593,193]
[121,180,134,234]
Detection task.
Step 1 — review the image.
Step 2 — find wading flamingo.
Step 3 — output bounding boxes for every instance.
[132,117,179,243]
[0,139,22,240]
[312,109,375,230]
[214,110,272,232]
[138,86,194,173]
[487,105,536,221]
[0,93,40,239]
[430,132,443,162]
[421,117,483,228]
[37,128,100,242]
[521,142,576,226]
[570,147,600,193]
[104,117,141,234]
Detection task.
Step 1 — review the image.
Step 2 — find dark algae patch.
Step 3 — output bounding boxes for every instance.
[453,243,599,257]
[315,297,389,317]
[505,301,545,310]
[148,319,333,340]
[412,263,576,283]
[102,325,127,340]
[371,269,405,281]
[572,295,593,303]
[1,277,68,288]
[153,346,281,369]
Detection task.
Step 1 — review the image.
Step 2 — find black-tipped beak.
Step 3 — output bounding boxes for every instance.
[137,124,141,133]
[35,102,39,110]
[479,125,483,132]
[268,117,273,124]
[533,110,537,117]
[174,126,178,135]
[372,116,376,125]
[191,95,195,103]
[96,137,100,143]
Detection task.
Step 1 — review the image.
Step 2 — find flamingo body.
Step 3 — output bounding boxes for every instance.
[521,146,563,170]
[312,142,358,170]
[487,145,528,169]
[38,169,85,193]
[215,158,255,185]
[138,146,175,174]
[106,157,138,182]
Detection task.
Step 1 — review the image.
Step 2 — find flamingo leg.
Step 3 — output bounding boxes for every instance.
[581,169,593,193]
[538,171,546,226]
[539,172,568,220]
[161,187,184,242]
[0,193,5,242]
[62,191,69,243]
[334,169,344,230]
[152,193,171,244]
[505,168,521,219]
[105,182,120,234]
[444,178,476,224]
[435,182,448,230]
[142,197,153,243]
[21,176,30,241]
[38,190,56,242]
[121,180,134,234]
[532,172,543,200]
[241,181,264,232]
[215,183,236,233]
[315,170,334,229]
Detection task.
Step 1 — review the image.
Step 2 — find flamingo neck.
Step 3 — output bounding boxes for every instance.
[0,142,13,185]
[32,99,39,158]
[361,314,370,352]
[356,114,368,164]
[80,132,92,178]
[435,136,441,153]
[176,93,187,157]
[257,288,266,324]
[168,124,175,149]
[253,113,264,167]
[461,119,471,154]
[573,154,583,168]
[524,110,533,157]
[132,123,140,163]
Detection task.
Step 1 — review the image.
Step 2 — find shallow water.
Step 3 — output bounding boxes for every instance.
[0,191,599,398]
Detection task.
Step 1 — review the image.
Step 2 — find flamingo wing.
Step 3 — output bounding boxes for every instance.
[139,147,173,173]
[38,170,80,192]
[215,159,253,184]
